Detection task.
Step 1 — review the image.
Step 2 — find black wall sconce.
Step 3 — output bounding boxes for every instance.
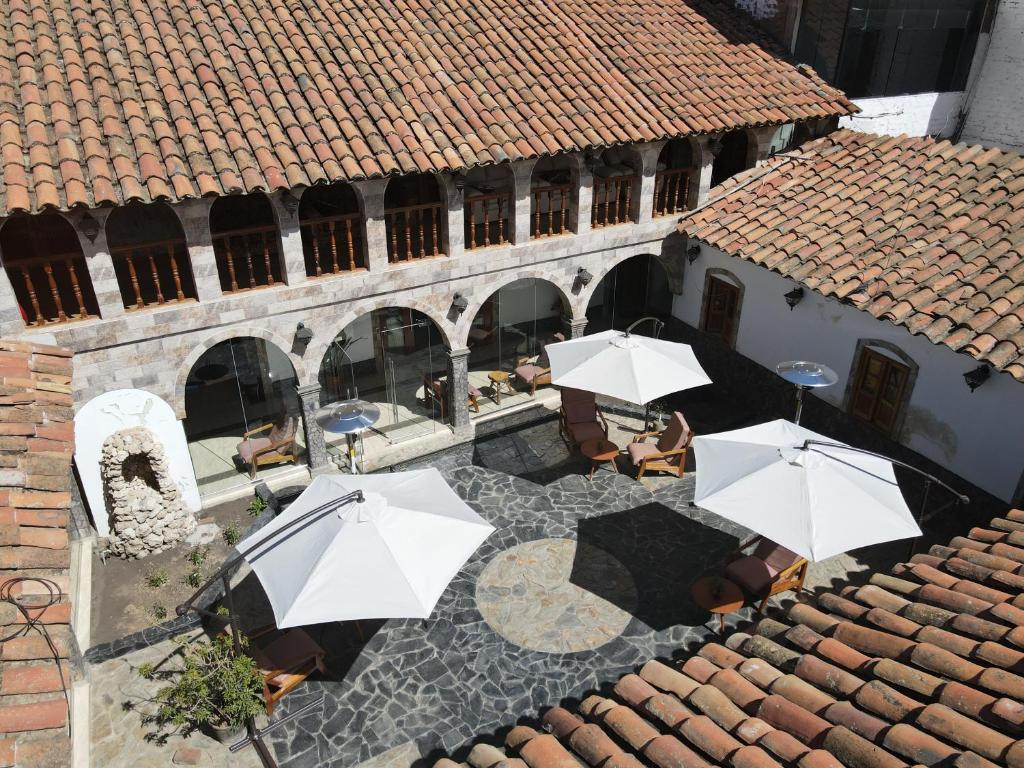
[451,293,469,314]
[686,244,701,264]
[963,364,990,393]
[784,286,804,310]
[453,173,466,195]
[280,189,300,215]
[294,322,314,346]
[576,267,593,287]
[78,212,100,243]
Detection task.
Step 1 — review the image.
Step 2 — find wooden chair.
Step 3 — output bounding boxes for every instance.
[236,415,298,479]
[513,333,564,396]
[725,535,809,612]
[243,625,328,716]
[558,387,608,447]
[423,374,480,421]
[627,411,693,479]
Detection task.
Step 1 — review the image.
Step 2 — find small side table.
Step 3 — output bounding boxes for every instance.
[488,371,515,404]
[580,438,620,480]
[691,576,744,633]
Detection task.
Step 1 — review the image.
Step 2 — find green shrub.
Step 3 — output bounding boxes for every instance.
[144,569,168,589]
[183,570,203,589]
[186,547,208,568]
[247,497,267,518]
[222,523,242,547]
[150,605,168,621]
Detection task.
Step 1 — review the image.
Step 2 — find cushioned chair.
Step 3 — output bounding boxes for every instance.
[234,625,328,716]
[423,374,481,421]
[558,387,608,446]
[236,415,298,479]
[725,536,809,612]
[627,411,693,479]
[514,333,564,396]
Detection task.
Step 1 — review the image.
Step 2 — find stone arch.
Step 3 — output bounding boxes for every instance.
[453,272,574,348]
[172,325,303,417]
[579,253,675,332]
[842,338,920,438]
[698,267,746,347]
[575,250,676,317]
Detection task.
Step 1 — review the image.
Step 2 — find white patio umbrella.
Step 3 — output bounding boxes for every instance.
[693,419,921,562]
[236,469,494,627]
[546,329,711,405]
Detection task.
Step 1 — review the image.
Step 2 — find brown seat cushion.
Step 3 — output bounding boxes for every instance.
[468,383,482,399]
[725,555,776,595]
[569,421,605,443]
[753,539,803,573]
[237,437,272,463]
[627,442,659,466]
[515,364,545,383]
[656,412,691,453]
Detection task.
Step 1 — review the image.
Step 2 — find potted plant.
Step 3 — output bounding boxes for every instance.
[139,633,264,744]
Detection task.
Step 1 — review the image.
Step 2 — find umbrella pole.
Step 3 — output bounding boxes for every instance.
[794,386,806,424]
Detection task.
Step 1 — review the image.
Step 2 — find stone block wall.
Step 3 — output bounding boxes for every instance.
[0,341,76,766]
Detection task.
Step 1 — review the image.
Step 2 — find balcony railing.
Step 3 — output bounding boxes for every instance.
[212,225,283,293]
[7,252,98,327]
[653,168,692,217]
[385,202,443,263]
[465,192,511,250]
[110,239,195,310]
[592,174,635,228]
[531,184,572,238]
[301,213,364,277]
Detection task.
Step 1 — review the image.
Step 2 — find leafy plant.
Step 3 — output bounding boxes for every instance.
[141,634,264,733]
[150,604,168,621]
[145,569,168,589]
[215,605,230,617]
[247,497,267,518]
[222,523,242,547]
[186,547,208,568]
[183,570,203,589]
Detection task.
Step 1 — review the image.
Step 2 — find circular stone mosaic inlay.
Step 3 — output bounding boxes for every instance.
[475,538,637,653]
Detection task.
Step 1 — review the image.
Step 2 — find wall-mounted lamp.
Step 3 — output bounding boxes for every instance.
[576,267,593,287]
[453,173,467,195]
[78,212,100,243]
[686,244,701,264]
[294,322,314,345]
[707,136,724,157]
[280,189,300,215]
[963,364,990,393]
[784,286,804,310]
[451,293,469,314]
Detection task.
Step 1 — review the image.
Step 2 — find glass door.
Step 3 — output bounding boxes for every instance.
[377,308,442,443]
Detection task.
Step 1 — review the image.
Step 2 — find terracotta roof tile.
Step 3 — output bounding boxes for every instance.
[679,130,1024,382]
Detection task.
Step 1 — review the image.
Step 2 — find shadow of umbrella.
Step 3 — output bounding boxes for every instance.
[570,502,740,631]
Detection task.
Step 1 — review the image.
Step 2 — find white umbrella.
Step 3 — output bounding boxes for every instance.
[237,469,494,627]
[693,419,920,562]
[546,329,711,405]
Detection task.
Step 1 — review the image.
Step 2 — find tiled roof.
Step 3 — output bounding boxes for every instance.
[679,129,1024,382]
[435,509,1024,768]
[0,0,854,215]
[0,340,76,758]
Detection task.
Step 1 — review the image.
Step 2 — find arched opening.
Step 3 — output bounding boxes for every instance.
[586,255,673,334]
[183,337,303,496]
[384,174,445,263]
[299,183,366,277]
[768,123,812,156]
[654,139,694,217]
[591,148,640,228]
[463,165,513,250]
[106,202,196,310]
[209,193,283,293]
[711,130,750,187]
[318,308,447,450]
[0,213,99,327]
[530,156,576,238]
[467,278,569,413]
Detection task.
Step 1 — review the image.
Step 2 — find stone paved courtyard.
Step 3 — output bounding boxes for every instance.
[89,410,943,767]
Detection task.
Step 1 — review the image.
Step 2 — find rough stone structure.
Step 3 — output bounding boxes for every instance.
[100,427,195,559]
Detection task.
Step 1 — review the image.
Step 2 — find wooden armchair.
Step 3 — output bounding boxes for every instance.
[514,333,564,397]
[725,535,808,612]
[236,416,298,479]
[627,411,693,479]
[558,387,609,446]
[233,625,328,716]
[423,374,480,421]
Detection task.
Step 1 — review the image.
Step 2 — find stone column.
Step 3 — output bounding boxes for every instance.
[635,141,666,226]
[353,179,390,272]
[752,125,779,166]
[296,383,330,474]
[445,346,473,437]
[691,136,719,208]
[510,159,538,245]
[439,174,465,261]
[270,189,308,286]
[63,208,125,319]
[574,157,593,236]
[563,316,588,339]
[172,198,223,302]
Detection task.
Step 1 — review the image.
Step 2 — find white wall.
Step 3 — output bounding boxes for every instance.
[961,0,1024,152]
[839,92,966,138]
[675,247,1024,502]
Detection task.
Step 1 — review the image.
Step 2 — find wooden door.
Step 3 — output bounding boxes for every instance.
[849,348,909,434]
[701,275,740,345]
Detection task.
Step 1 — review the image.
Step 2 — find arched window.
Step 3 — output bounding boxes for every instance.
[1,213,99,326]
[530,157,576,238]
[209,193,283,293]
[463,165,513,250]
[586,255,673,332]
[653,140,694,217]
[591,148,640,228]
[299,183,365,277]
[383,174,445,263]
[106,202,195,310]
[711,130,750,187]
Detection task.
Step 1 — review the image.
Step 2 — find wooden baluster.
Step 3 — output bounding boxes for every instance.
[147,248,165,305]
[468,199,476,250]
[533,190,540,238]
[241,236,255,289]
[389,213,398,263]
[497,196,505,244]
[559,188,567,233]
[328,220,340,274]
[430,206,439,257]
[623,177,632,223]
[19,266,43,325]
[42,263,66,321]
[345,218,356,270]
[64,258,87,318]
[310,225,323,277]
[404,211,413,261]
[168,243,185,300]
[546,189,554,236]
[222,237,239,292]
[124,252,144,308]
[675,172,685,212]
[261,232,274,286]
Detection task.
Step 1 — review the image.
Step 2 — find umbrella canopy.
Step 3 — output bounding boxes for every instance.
[237,469,494,627]
[546,329,711,405]
[693,419,920,562]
